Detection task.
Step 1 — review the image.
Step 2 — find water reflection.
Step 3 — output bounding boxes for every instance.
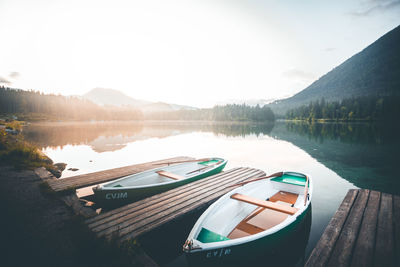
[284,121,399,144]
[271,122,400,194]
[24,121,274,152]
[23,120,399,194]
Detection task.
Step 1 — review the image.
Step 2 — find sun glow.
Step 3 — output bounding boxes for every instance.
[0,0,398,107]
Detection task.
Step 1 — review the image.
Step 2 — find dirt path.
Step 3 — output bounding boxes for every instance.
[0,166,156,267]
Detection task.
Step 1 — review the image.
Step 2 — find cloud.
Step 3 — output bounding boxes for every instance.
[349,0,400,17]
[0,76,11,85]
[282,69,317,82]
[324,47,336,52]
[9,71,20,79]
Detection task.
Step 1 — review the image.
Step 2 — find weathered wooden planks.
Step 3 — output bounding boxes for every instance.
[327,189,369,267]
[305,189,358,267]
[306,189,399,267]
[374,193,394,267]
[47,156,193,192]
[350,190,380,267]
[393,195,400,267]
[85,167,265,243]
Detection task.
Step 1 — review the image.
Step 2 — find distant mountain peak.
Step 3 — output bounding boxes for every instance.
[82,87,197,112]
[83,88,150,107]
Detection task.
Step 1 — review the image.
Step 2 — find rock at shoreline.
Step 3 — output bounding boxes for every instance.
[47,162,67,178]
[49,169,62,178]
[68,168,79,171]
[54,163,67,172]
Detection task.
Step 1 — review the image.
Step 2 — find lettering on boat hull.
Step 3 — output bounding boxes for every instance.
[206,248,231,258]
[105,192,128,200]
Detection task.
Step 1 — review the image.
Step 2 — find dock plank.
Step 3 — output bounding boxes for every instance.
[327,189,369,267]
[119,170,265,242]
[101,169,263,239]
[307,189,399,267]
[85,167,265,242]
[374,193,394,267]
[305,189,358,267]
[88,168,250,231]
[393,195,400,267]
[47,156,193,192]
[350,190,380,267]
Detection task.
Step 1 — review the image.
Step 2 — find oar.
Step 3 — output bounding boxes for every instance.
[186,165,211,175]
[185,160,222,175]
[303,175,309,206]
[152,158,211,166]
[227,172,284,188]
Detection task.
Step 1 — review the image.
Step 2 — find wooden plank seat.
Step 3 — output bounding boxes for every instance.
[156,170,184,180]
[268,191,298,205]
[228,192,299,239]
[230,193,298,215]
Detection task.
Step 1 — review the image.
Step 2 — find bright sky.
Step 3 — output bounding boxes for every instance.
[0,0,399,107]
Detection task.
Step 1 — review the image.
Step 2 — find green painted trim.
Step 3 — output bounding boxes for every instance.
[271,173,307,186]
[197,228,230,243]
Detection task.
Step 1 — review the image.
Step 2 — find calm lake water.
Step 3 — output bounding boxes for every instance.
[24,120,400,266]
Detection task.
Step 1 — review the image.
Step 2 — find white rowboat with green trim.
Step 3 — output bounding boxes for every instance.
[183,171,312,265]
[93,158,227,206]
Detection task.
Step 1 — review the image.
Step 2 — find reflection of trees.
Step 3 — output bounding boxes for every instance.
[273,122,400,194]
[211,122,274,137]
[23,121,275,152]
[285,121,397,145]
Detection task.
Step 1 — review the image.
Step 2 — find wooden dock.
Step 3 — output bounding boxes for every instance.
[85,167,265,243]
[46,156,193,192]
[306,189,400,267]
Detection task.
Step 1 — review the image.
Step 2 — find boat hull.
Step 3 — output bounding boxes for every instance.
[186,204,311,266]
[93,161,227,206]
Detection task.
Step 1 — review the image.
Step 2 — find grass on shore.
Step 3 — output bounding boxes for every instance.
[0,120,53,170]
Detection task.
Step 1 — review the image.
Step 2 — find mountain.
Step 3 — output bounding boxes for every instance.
[82,88,197,113]
[271,25,400,115]
[82,88,150,107]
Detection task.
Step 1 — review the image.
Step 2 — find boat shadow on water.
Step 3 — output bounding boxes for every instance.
[139,206,312,267]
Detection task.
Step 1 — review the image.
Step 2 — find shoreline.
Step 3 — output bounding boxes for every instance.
[0,164,157,267]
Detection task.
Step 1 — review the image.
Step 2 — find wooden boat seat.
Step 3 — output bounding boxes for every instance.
[228,191,299,239]
[268,191,299,205]
[230,193,298,215]
[156,170,184,180]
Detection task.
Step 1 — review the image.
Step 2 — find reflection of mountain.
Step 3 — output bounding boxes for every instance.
[24,122,143,151]
[271,122,400,194]
[24,121,275,152]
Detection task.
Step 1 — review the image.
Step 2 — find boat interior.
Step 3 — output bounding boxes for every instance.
[227,191,298,239]
[104,158,223,187]
[196,173,308,243]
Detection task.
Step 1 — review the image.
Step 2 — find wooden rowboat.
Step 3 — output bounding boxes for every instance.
[183,171,312,265]
[93,158,227,206]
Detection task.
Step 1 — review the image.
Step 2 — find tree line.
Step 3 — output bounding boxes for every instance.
[286,96,400,121]
[0,87,143,120]
[0,87,275,122]
[145,104,275,122]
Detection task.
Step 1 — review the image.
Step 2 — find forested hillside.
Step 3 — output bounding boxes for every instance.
[0,87,143,120]
[271,25,400,115]
[286,96,400,121]
[1,87,275,122]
